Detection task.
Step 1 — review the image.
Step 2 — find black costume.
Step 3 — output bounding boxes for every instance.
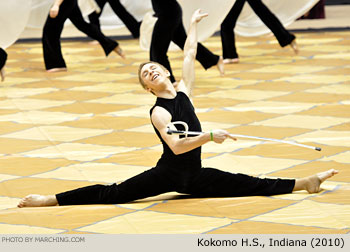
[56,92,295,205]
[221,0,296,59]
[42,0,119,70]
[0,48,7,70]
[150,0,219,83]
[88,0,141,38]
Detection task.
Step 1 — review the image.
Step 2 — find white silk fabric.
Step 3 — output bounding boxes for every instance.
[0,0,33,48]
[1,0,318,50]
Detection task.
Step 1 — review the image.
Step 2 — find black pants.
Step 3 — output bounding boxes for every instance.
[0,48,7,70]
[220,0,295,59]
[42,0,118,70]
[150,0,219,83]
[88,0,141,38]
[56,166,295,205]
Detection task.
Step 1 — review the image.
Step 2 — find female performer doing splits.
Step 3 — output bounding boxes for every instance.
[18,10,337,208]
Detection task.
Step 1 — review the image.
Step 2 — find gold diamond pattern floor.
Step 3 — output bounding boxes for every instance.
[0,32,349,234]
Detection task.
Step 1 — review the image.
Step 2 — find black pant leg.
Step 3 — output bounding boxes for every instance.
[68,2,118,56]
[171,20,219,70]
[247,0,295,47]
[188,168,295,197]
[88,0,106,30]
[88,12,102,31]
[107,0,140,38]
[42,0,73,70]
[150,14,178,83]
[56,167,174,205]
[220,0,246,59]
[0,48,7,70]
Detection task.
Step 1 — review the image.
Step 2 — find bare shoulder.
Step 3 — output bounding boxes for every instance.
[151,106,172,129]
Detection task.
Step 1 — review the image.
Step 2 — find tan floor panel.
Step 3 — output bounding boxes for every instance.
[45,102,137,115]
[78,131,160,148]
[147,197,295,219]
[0,121,34,134]
[234,144,348,160]
[97,149,162,167]
[32,163,149,184]
[197,109,280,124]
[238,81,323,92]
[0,178,95,198]
[59,115,149,130]
[228,125,313,139]
[327,123,350,131]
[297,104,350,118]
[0,156,77,176]
[0,205,134,231]
[269,92,350,103]
[18,80,99,89]
[1,31,349,234]
[310,185,350,205]
[192,97,242,108]
[251,200,350,229]
[0,138,53,154]
[28,90,112,101]
[76,211,234,234]
[269,161,350,182]
[20,143,137,161]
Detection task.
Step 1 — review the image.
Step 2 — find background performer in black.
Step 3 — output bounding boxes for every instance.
[43,0,125,72]
[150,0,224,83]
[221,0,298,64]
[88,0,141,38]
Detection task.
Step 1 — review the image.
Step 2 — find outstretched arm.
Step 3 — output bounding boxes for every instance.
[176,9,208,97]
[50,0,64,18]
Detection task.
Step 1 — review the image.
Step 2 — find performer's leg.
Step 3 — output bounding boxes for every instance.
[150,14,177,83]
[107,0,141,38]
[220,0,246,61]
[88,11,101,30]
[42,0,72,71]
[18,168,173,207]
[247,0,296,49]
[0,48,7,81]
[68,2,123,58]
[88,0,106,30]
[171,20,219,70]
[188,168,338,197]
[60,168,173,205]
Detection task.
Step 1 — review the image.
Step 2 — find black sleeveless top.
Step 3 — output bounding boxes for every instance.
[150,92,202,172]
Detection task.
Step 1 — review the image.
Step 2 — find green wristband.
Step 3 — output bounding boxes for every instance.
[210,131,213,141]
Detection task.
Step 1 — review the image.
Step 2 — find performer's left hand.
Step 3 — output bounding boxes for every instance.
[191,9,208,23]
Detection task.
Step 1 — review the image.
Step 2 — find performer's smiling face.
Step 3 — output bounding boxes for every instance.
[139,62,170,91]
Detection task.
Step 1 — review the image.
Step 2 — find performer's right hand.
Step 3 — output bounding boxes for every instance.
[50,5,60,18]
